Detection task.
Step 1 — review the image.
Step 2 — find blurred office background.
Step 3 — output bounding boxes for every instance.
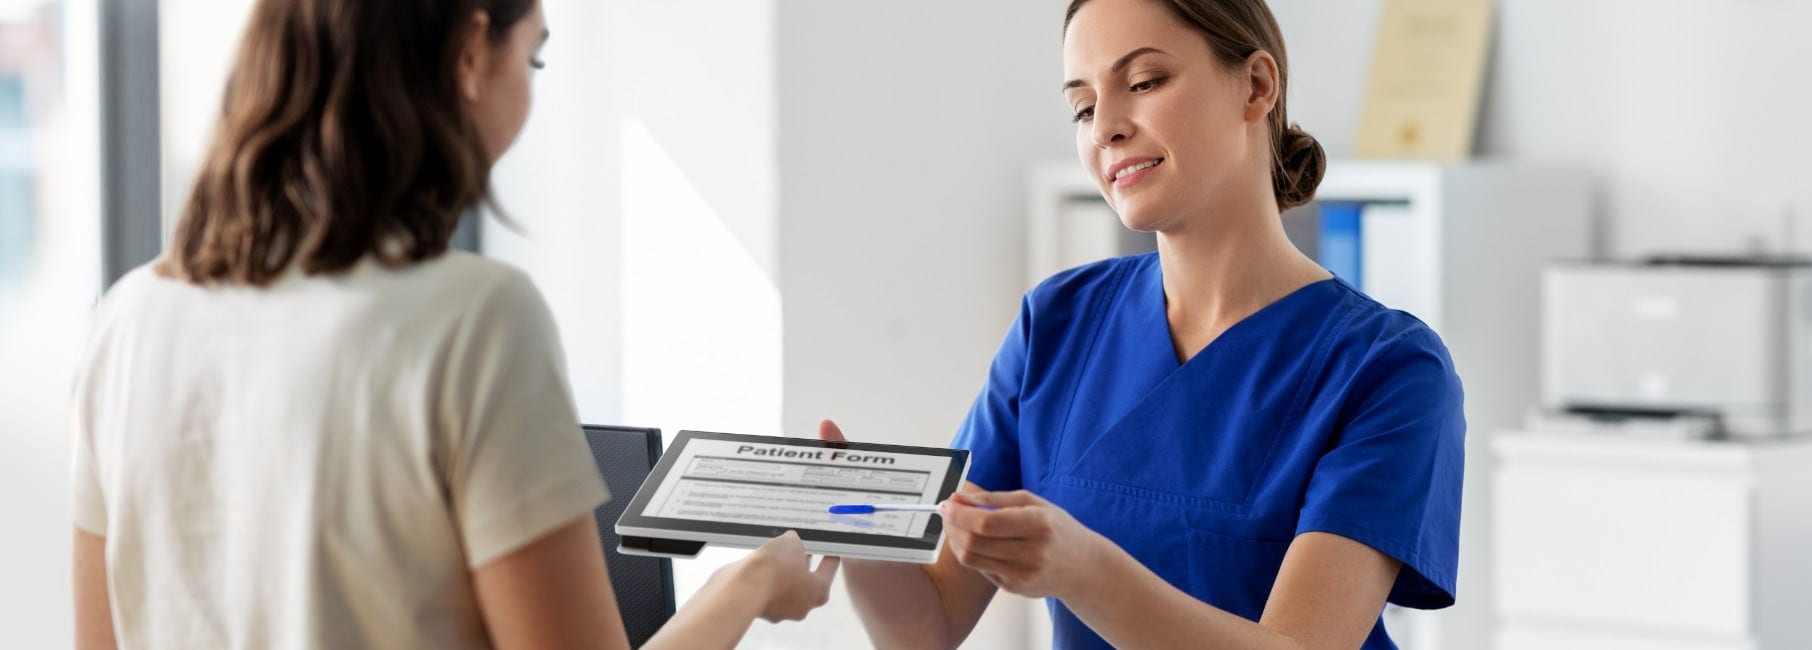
[3,0,1809,648]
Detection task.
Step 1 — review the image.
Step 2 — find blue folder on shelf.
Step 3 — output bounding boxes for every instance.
[1318,201,1364,290]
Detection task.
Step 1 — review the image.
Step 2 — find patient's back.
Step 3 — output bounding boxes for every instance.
[70,251,607,649]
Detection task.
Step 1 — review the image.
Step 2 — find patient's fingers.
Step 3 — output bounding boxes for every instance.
[813,555,841,586]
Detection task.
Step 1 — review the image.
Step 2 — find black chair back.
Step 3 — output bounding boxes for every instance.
[581,425,675,648]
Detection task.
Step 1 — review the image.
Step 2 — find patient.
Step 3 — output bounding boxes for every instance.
[68,1,835,648]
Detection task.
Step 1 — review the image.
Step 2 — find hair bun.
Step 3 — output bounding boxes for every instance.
[1273,124,1326,210]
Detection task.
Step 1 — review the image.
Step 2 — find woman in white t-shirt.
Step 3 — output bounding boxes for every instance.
[69,1,838,647]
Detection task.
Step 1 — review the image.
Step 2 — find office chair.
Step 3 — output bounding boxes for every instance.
[581,425,675,648]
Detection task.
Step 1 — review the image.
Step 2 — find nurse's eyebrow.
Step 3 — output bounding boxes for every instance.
[1061,46,1169,91]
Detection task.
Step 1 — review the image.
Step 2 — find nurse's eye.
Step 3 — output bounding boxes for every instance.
[1130,77,1166,93]
[1071,105,1095,124]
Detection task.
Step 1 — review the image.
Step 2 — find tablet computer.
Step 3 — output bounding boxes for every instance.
[615,430,970,563]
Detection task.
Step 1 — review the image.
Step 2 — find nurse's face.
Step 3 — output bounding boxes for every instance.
[1062,0,1269,233]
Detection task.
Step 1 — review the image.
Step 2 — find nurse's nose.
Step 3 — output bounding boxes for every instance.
[1090,100,1134,149]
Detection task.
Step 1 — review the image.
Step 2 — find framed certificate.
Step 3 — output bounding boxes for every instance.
[615,430,970,563]
[1354,0,1495,162]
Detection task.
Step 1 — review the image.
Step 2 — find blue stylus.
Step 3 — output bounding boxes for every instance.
[828,504,941,515]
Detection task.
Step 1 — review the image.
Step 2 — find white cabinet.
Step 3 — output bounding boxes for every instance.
[1494,432,1812,649]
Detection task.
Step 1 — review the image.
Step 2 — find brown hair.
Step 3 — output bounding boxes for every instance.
[157,0,537,286]
[1065,0,1325,210]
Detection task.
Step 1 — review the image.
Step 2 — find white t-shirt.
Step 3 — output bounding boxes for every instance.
[69,252,609,649]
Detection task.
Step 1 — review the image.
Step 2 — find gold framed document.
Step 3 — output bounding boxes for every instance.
[1354,0,1495,162]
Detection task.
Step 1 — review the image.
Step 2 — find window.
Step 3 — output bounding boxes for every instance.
[0,1,104,646]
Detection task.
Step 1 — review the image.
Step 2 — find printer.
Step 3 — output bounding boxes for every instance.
[1542,257,1812,438]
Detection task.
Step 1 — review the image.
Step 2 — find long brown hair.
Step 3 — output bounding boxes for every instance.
[157,0,537,286]
[1065,0,1326,209]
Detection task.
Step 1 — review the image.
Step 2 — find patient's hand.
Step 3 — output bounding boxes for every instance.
[728,531,841,623]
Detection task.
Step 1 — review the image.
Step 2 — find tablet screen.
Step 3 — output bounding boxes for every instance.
[617,431,969,558]
[639,435,953,537]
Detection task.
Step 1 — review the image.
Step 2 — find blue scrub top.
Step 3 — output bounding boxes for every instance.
[952,253,1464,650]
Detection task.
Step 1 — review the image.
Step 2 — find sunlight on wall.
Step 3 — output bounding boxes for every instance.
[619,118,784,604]
[620,118,782,436]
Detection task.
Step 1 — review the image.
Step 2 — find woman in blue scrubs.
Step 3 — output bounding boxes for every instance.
[827,0,1464,647]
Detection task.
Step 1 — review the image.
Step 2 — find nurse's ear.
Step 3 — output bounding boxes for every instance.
[1238,50,1281,125]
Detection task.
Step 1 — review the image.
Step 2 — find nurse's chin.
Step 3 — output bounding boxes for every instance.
[1115,221,1164,236]
[1112,209,1174,235]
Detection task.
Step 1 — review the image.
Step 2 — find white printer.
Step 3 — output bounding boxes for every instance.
[1541,257,1812,438]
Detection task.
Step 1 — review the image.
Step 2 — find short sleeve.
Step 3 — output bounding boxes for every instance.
[1296,329,1466,609]
[70,400,108,536]
[70,311,108,536]
[443,270,609,568]
[950,295,1031,492]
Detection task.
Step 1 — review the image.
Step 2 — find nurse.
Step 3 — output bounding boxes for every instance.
[826,0,1464,648]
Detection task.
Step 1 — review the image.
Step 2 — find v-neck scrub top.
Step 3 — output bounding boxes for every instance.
[953,253,1465,650]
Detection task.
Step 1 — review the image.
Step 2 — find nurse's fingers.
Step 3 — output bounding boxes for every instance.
[948,538,1032,577]
[953,489,1046,509]
[817,419,847,442]
[940,501,1035,539]
[953,533,1041,567]
[941,501,1049,539]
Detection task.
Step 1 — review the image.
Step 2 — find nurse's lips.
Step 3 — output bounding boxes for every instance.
[1106,156,1164,189]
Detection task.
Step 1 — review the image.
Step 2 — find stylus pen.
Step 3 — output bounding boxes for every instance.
[828,504,941,515]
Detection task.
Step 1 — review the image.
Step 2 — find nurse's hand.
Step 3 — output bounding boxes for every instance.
[937,490,1110,600]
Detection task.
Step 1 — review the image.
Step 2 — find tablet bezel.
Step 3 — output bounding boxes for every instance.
[615,430,970,555]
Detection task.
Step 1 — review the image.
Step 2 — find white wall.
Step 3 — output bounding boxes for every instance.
[1273,0,1812,259]
[776,0,1073,459]
[776,1,1076,647]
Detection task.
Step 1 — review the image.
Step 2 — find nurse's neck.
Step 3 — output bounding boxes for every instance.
[1154,204,1330,363]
